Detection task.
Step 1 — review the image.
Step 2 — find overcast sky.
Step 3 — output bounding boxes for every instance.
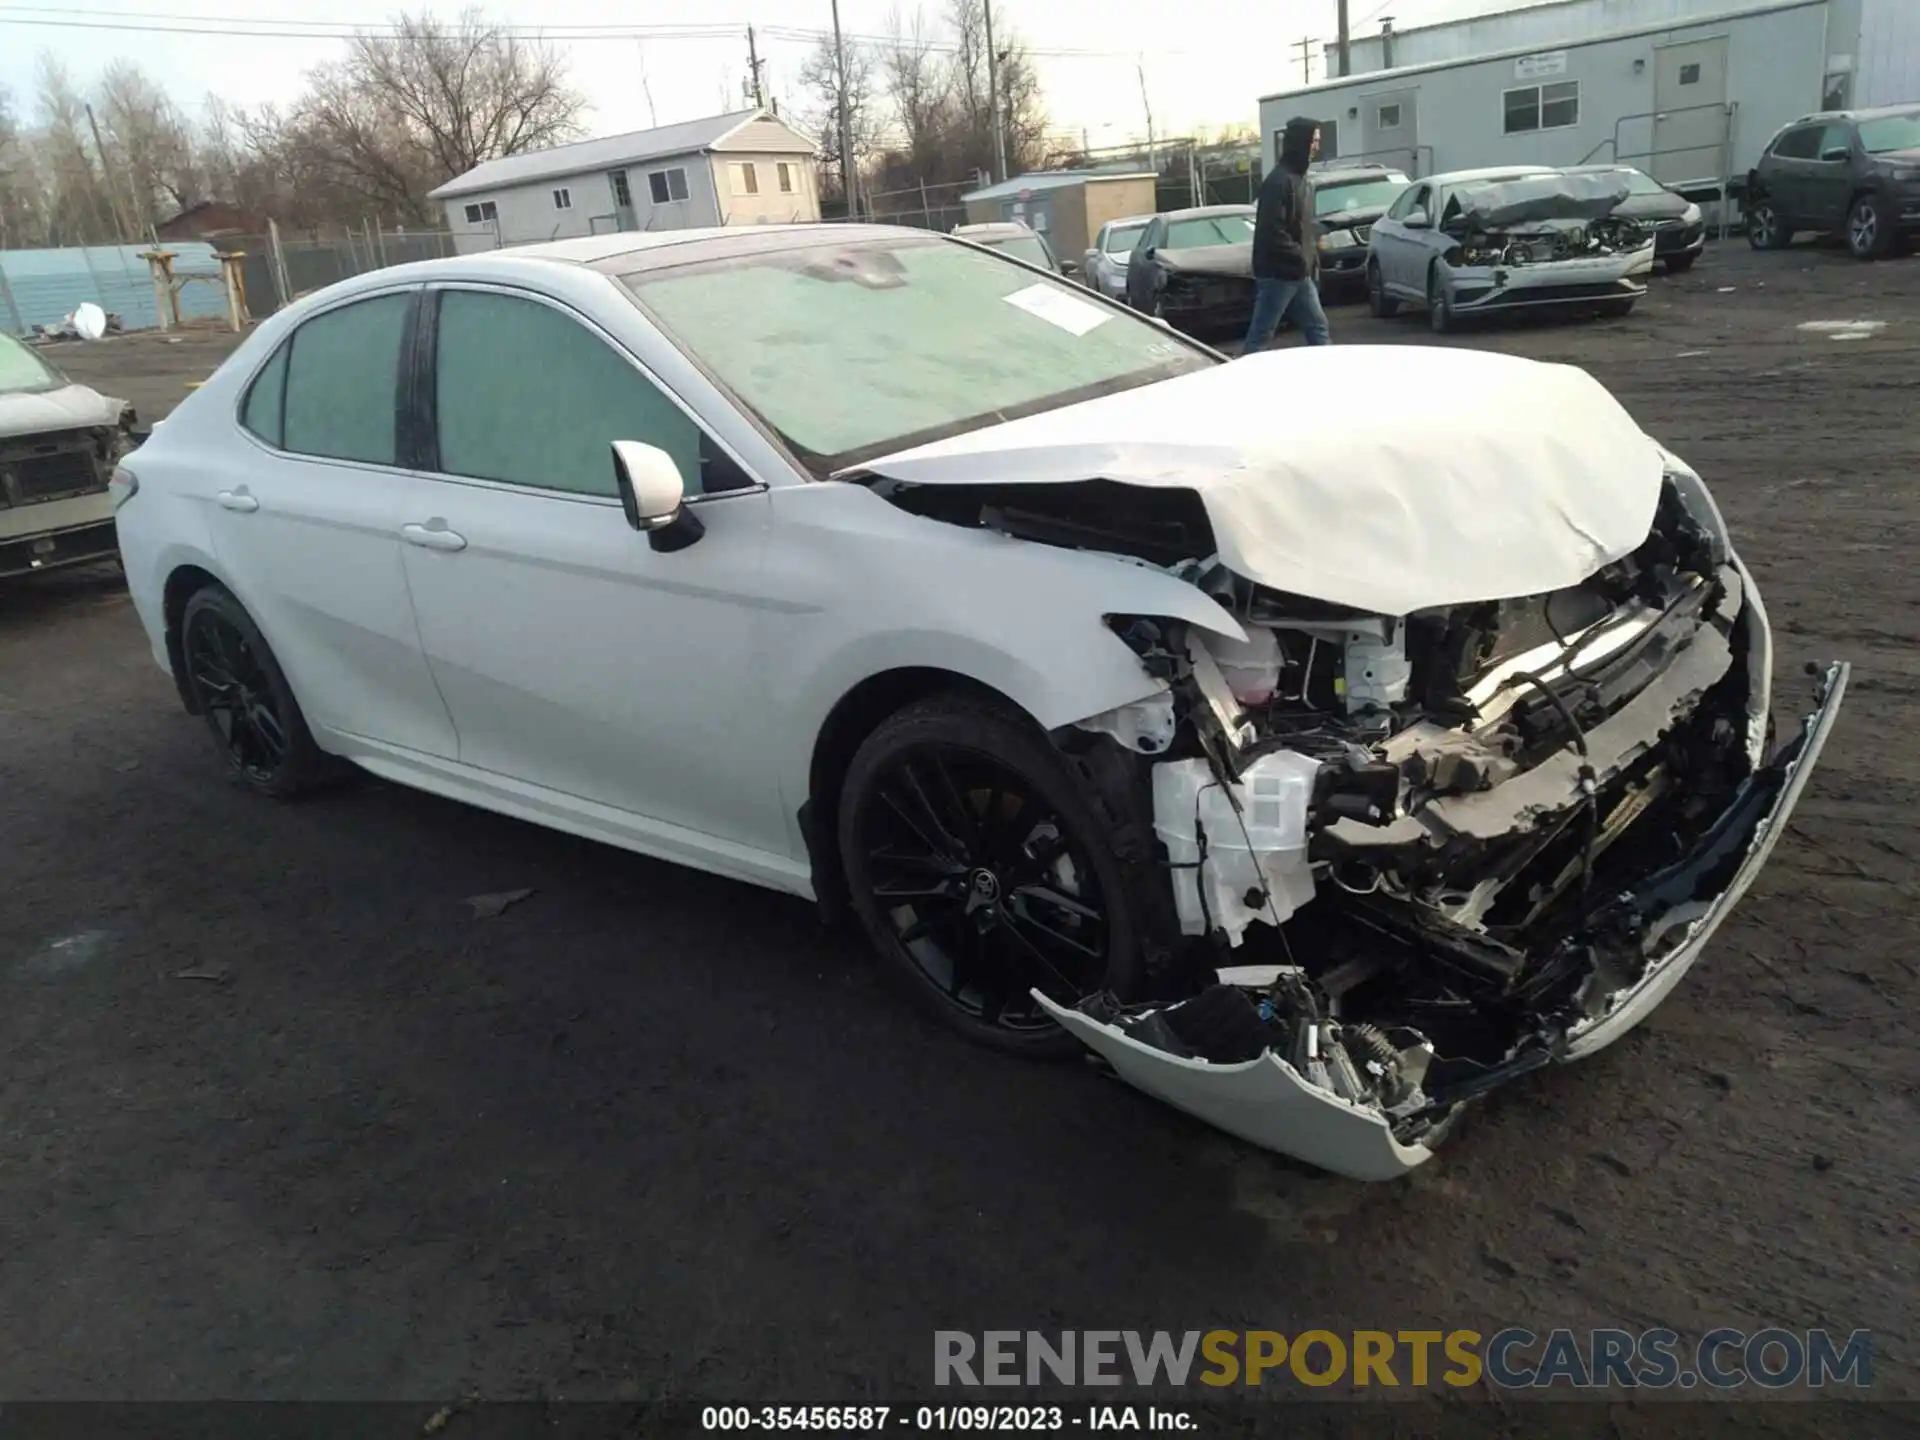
[0,0,1529,161]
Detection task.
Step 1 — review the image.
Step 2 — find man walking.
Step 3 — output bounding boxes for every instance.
[1244,116,1331,351]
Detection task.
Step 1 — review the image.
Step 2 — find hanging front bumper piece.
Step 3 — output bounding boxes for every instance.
[1039,662,1848,1181]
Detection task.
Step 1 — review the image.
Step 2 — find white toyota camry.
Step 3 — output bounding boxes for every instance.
[113,225,1845,1179]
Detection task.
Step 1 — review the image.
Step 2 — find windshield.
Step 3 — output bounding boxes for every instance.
[1103,222,1147,254]
[1859,111,1920,153]
[0,332,63,395]
[1165,213,1254,248]
[1315,178,1409,216]
[621,235,1210,472]
[980,233,1053,268]
[1596,168,1669,196]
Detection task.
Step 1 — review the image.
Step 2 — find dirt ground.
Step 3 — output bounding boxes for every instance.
[1,247,1914,1427]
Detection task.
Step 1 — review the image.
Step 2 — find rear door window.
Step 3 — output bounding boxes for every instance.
[1770,126,1822,160]
[281,293,411,465]
[241,343,288,447]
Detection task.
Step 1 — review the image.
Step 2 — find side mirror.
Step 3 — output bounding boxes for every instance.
[1403,209,1430,228]
[1060,258,1080,276]
[1820,147,1849,163]
[612,439,705,552]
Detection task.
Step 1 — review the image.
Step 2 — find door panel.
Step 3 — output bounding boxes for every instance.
[1651,38,1729,185]
[397,284,787,856]
[208,290,458,758]
[1804,123,1855,228]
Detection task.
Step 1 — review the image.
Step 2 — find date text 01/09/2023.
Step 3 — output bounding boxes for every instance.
[700,1406,1198,1431]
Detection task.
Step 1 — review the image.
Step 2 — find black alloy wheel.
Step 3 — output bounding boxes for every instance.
[180,585,333,796]
[1427,264,1455,334]
[1368,259,1400,317]
[839,698,1141,1056]
[1746,202,1786,250]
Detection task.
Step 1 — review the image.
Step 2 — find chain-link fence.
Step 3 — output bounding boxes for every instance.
[235,227,460,317]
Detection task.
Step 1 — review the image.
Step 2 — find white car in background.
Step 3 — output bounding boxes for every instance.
[0,329,138,578]
[1367,166,1656,331]
[1081,215,1152,299]
[112,226,1843,1180]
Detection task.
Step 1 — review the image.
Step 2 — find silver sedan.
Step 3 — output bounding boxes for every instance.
[1080,215,1152,298]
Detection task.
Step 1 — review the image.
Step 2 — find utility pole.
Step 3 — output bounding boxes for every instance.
[746,26,767,109]
[1137,58,1155,178]
[83,102,138,243]
[1290,36,1313,85]
[983,0,1008,182]
[830,0,855,217]
[1336,0,1351,77]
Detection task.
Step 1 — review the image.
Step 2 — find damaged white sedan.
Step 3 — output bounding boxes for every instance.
[114,226,1844,1180]
[1368,167,1656,332]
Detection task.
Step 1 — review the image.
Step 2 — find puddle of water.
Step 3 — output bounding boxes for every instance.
[15,929,112,977]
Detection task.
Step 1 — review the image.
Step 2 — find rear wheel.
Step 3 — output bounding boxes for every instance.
[1426,264,1455,334]
[1848,194,1894,259]
[1746,201,1787,250]
[838,697,1144,1057]
[1367,260,1399,317]
[180,585,334,797]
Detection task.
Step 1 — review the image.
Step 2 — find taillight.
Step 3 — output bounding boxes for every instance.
[108,464,139,508]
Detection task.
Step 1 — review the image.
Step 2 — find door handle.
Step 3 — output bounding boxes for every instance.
[216,489,259,513]
[401,522,467,552]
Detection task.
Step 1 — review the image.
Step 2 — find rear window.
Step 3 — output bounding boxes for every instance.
[281,293,410,466]
[1165,214,1254,248]
[1103,222,1147,254]
[1314,178,1409,216]
[982,234,1053,268]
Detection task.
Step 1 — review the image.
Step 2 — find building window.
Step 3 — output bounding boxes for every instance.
[777,162,796,193]
[1503,79,1579,134]
[649,167,690,204]
[1376,102,1402,130]
[462,201,498,225]
[552,187,573,210]
[730,162,759,195]
[611,170,632,207]
[1679,62,1701,85]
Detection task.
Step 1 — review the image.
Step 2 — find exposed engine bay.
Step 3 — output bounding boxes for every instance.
[873,462,1847,1177]
[1444,171,1650,270]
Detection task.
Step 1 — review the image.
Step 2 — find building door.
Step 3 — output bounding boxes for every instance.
[1361,89,1419,174]
[1651,37,1730,184]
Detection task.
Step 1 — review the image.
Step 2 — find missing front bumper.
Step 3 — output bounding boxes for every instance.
[1039,662,1849,1179]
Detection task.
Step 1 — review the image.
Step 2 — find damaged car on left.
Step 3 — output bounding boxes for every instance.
[114,225,1844,1178]
[0,328,140,579]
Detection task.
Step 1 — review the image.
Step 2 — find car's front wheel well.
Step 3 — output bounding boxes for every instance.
[162,564,224,713]
[801,667,1031,927]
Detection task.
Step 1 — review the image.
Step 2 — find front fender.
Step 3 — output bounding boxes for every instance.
[760,480,1245,851]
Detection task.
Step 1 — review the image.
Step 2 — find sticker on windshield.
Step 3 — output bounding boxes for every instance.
[1001,283,1112,336]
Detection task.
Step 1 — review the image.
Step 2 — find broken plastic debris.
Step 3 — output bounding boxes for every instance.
[464,888,534,920]
[1676,350,1708,359]
[1797,319,1884,342]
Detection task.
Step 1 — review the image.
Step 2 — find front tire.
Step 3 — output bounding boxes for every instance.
[1598,297,1637,319]
[1426,264,1455,334]
[1367,260,1400,317]
[1746,201,1787,250]
[179,585,334,797]
[1848,194,1894,259]
[1664,252,1697,274]
[837,696,1144,1057]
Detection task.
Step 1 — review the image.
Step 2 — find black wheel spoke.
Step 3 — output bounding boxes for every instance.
[188,610,286,782]
[899,763,966,858]
[880,785,959,863]
[1007,899,1103,962]
[996,908,1083,995]
[249,702,288,758]
[926,752,981,849]
[897,905,966,946]
[1014,882,1104,924]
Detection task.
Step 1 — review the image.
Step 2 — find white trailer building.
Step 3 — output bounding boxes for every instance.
[1258,0,1920,201]
[429,108,820,254]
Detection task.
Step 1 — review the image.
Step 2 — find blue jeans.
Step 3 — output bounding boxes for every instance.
[1243,276,1331,351]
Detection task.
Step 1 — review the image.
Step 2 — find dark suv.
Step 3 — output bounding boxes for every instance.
[1746,105,1920,259]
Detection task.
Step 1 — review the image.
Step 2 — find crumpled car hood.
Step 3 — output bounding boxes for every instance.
[1452,172,1631,229]
[0,382,125,440]
[850,346,1666,615]
[1157,245,1253,279]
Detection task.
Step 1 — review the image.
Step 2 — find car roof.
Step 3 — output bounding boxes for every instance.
[1159,204,1255,220]
[1782,104,1920,125]
[1312,165,1409,183]
[1101,214,1154,228]
[1420,166,1557,188]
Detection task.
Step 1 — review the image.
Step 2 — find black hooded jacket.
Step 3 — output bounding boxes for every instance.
[1252,117,1318,281]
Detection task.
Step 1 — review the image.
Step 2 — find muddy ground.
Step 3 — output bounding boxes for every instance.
[1,245,1914,1429]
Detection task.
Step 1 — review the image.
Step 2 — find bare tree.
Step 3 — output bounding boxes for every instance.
[0,84,46,249]
[796,33,880,206]
[96,61,199,227]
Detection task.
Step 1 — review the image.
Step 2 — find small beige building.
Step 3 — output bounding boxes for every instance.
[430,108,820,253]
[959,171,1159,265]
